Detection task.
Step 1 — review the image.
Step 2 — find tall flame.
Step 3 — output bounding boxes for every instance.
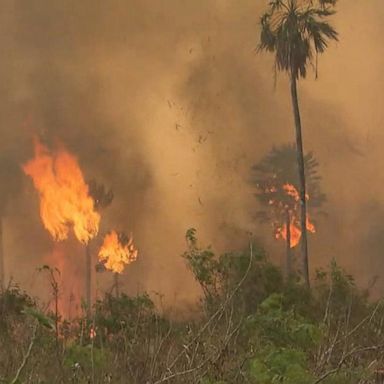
[272,183,315,248]
[22,137,100,244]
[98,231,138,274]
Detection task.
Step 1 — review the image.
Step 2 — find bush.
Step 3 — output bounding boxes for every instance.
[0,233,383,383]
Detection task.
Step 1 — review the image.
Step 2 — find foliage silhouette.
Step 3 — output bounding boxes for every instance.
[252,143,325,277]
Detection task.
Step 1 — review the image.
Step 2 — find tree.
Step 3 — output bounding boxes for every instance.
[258,0,338,287]
[112,232,131,298]
[251,144,325,278]
[86,179,113,314]
[0,157,21,290]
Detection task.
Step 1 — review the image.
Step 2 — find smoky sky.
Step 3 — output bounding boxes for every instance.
[0,0,383,308]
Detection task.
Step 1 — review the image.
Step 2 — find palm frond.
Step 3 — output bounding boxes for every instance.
[258,0,338,79]
[258,13,276,52]
[318,0,337,7]
[251,143,326,213]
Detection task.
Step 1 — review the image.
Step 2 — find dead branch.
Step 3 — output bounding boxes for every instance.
[10,321,38,384]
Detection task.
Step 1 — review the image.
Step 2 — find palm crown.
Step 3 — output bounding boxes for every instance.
[252,144,325,224]
[258,0,338,79]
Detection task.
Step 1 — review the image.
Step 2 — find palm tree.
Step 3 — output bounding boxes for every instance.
[96,230,136,298]
[258,0,338,287]
[86,179,113,314]
[251,144,325,277]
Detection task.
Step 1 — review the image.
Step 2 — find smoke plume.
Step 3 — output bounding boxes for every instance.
[0,0,383,309]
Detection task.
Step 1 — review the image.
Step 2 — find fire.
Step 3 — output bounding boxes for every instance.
[269,183,315,248]
[282,183,309,202]
[275,215,316,248]
[22,137,100,244]
[98,230,138,274]
[90,326,97,339]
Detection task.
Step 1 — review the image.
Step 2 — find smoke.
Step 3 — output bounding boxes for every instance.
[1,0,383,309]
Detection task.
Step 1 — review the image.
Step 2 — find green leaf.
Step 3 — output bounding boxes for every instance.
[22,306,55,330]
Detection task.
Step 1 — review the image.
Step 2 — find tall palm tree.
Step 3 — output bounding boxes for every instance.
[258,0,338,287]
[251,144,325,277]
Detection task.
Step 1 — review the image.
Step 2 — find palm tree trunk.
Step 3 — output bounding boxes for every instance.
[0,217,4,291]
[286,210,292,279]
[85,243,91,315]
[114,273,119,298]
[290,74,310,288]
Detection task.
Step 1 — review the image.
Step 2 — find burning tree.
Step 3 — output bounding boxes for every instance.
[251,144,325,278]
[22,137,100,243]
[97,230,138,297]
[22,137,138,315]
[258,0,338,287]
[22,137,101,313]
[88,179,114,211]
[86,179,113,312]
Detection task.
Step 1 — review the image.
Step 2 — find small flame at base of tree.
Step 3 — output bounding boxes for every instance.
[273,183,316,248]
[274,215,316,248]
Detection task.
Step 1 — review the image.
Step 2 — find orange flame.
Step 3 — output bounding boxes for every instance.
[275,216,316,248]
[283,183,309,202]
[272,183,316,248]
[23,138,100,244]
[98,231,138,274]
[90,326,97,339]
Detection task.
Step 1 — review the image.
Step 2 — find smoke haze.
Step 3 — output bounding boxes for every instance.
[0,0,383,309]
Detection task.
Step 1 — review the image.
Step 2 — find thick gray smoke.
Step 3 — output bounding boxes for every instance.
[0,0,383,310]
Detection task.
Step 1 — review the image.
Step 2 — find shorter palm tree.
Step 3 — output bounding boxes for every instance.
[96,230,138,297]
[85,179,113,314]
[251,144,325,277]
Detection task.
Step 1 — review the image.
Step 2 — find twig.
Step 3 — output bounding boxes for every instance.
[150,325,172,379]
[153,362,207,384]
[156,239,254,383]
[313,344,384,384]
[10,321,38,384]
[340,301,382,344]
